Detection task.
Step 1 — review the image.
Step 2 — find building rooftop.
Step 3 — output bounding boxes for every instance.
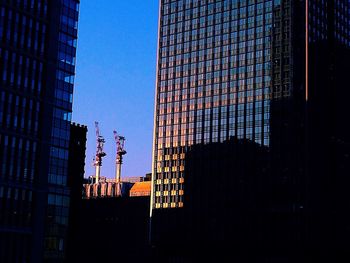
[130,182,151,197]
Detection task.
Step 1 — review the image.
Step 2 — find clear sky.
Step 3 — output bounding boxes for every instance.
[72,1,159,179]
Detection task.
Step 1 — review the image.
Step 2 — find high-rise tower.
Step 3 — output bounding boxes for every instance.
[152,0,279,211]
[151,0,350,225]
[0,1,80,262]
[152,1,350,261]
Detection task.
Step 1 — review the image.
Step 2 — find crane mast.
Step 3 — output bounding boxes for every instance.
[113,130,127,196]
[93,121,106,184]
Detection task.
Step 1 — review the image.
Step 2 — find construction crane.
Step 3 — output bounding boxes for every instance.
[113,130,127,196]
[93,121,106,184]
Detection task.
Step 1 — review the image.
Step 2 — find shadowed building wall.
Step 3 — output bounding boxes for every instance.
[0,1,80,262]
[66,197,151,263]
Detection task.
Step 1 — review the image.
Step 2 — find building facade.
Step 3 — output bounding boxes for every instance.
[152,0,277,210]
[65,122,87,263]
[152,0,350,250]
[65,197,151,263]
[306,1,350,261]
[0,1,80,262]
[152,0,350,260]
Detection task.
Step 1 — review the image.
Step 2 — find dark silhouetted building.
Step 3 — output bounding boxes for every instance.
[66,196,151,263]
[305,2,350,261]
[152,138,271,262]
[270,1,350,262]
[0,1,80,262]
[152,138,304,262]
[65,122,87,262]
[66,171,152,262]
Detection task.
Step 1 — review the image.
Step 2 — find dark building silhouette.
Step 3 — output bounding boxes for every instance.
[270,1,350,262]
[65,123,87,262]
[152,138,305,262]
[184,139,270,262]
[66,196,151,263]
[306,5,350,262]
[0,1,80,262]
[152,138,271,262]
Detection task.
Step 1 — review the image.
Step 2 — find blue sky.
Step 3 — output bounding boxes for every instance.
[72,1,159,178]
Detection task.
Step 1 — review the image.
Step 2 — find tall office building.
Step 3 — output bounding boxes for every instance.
[0,1,80,262]
[152,0,275,210]
[151,0,350,210]
[151,0,350,261]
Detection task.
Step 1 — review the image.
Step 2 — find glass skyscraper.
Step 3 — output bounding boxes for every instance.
[152,0,279,210]
[151,1,350,261]
[0,1,80,262]
[151,0,350,210]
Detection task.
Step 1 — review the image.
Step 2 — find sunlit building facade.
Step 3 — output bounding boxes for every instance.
[152,0,277,210]
[0,1,80,262]
[152,0,350,210]
[151,0,350,260]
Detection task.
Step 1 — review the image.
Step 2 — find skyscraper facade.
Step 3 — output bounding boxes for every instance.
[151,0,350,210]
[152,0,276,210]
[306,1,350,260]
[0,1,80,262]
[151,0,350,260]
